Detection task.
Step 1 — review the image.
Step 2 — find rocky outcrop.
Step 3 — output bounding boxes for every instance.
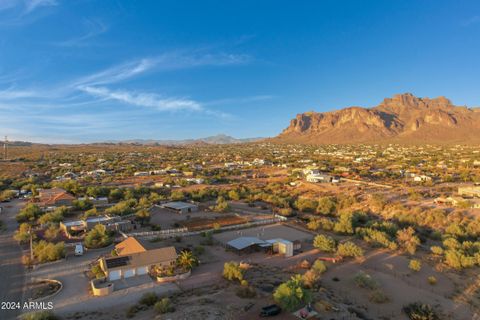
[275,93,480,144]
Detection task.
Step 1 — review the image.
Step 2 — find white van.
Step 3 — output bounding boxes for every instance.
[74,243,84,256]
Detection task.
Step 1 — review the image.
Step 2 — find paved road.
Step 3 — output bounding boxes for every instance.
[0,200,25,320]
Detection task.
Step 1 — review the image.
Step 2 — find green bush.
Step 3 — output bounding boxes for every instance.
[273,275,312,312]
[139,292,158,306]
[91,264,105,279]
[223,261,244,282]
[33,240,65,263]
[427,276,437,285]
[369,289,390,304]
[154,298,174,314]
[313,234,336,252]
[84,224,112,249]
[354,272,378,290]
[236,285,256,298]
[403,302,439,320]
[409,259,422,272]
[336,241,364,258]
[311,260,327,274]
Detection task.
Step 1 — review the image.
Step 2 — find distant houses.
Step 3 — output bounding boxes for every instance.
[36,187,75,208]
[458,185,480,198]
[60,215,133,237]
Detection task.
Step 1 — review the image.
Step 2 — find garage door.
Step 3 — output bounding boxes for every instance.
[109,270,121,281]
[136,266,148,275]
[124,269,135,278]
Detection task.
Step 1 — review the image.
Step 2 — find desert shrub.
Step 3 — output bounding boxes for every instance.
[14,222,34,243]
[302,269,320,288]
[311,260,327,274]
[313,234,336,252]
[337,241,364,258]
[403,302,439,320]
[430,246,444,255]
[427,276,437,285]
[273,275,312,312]
[139,292,158,306]
[33,240,65,263]
[396,227,420,255]
[236,285,256,298]
[17,204,42,223]
[84,224,112,249]
[20,311,59,320]
[223,261,244,282]
[354,272,377,290]
[126,304,141,318]
[154,298,174,314]
[369,289,390,303]
[44,224,60,241]
[316,197,336,215]
[91,264,105,279]
[357,227,397,250]
[409,259,422,272]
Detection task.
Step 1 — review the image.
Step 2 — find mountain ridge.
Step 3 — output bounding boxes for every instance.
[274,93,480,144]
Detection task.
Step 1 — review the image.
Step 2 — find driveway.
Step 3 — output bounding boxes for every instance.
[0,199,26,320]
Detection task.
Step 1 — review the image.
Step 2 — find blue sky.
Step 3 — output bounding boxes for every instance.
[1,0,480,143]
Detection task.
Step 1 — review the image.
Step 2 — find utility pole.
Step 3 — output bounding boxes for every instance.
[3,135,7,160]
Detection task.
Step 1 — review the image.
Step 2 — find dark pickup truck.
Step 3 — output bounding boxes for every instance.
[260,304,282,317]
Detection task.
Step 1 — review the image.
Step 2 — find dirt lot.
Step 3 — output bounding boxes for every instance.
[322,249,475,320]
[149,206,224,229]
[213,223,314,244]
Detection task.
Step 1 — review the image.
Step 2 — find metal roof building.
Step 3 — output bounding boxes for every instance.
[161,201,198,214]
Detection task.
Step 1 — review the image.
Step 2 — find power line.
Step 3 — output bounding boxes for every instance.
[3,135,7,160]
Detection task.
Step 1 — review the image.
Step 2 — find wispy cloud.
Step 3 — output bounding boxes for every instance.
[0,0,59,26]
[79,86,203,112]
[53,18,108,47]
[461,15,480,27]
[72,58,157,87]
[24,0,57,14]
[0,0,17,11]
[0,88,38,99]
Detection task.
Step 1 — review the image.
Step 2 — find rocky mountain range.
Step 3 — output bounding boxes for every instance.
[274,93,480,144]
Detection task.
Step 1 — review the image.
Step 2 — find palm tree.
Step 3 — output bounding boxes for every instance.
[177,250,197,271]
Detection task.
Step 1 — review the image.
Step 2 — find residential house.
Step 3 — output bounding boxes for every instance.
[100,238,177,281]
[37,188,75,208]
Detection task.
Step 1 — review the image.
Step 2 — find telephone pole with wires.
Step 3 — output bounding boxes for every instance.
[3,135,8,160]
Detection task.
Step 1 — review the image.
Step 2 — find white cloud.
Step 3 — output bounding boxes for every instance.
[79,86,203,112]
[0,88,38,99]
[72,51,250,87]
[24,0,57,13]
[53,19,108,47]
[72,59,156,87]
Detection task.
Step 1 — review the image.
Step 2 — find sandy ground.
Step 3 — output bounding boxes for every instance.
[322,249,476,320]
[213,223,313,244]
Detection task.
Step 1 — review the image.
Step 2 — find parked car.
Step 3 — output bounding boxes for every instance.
[74,243,84,256]
[260,304,281,317]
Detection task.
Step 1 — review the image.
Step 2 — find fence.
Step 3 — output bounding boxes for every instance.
[125,215,287,240]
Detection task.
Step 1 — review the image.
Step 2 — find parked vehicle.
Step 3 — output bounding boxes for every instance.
[260,304,281,317]
[74,243,84,256]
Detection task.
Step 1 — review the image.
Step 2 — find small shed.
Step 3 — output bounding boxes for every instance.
[266,239,294,257]
[161,201,198,214]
